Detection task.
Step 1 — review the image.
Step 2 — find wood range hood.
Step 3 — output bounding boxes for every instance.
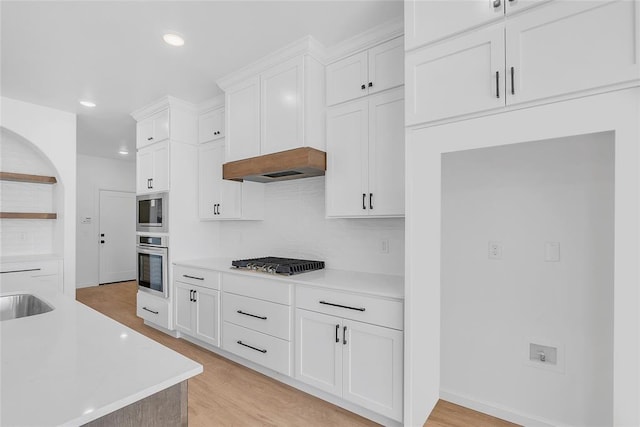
[222,147,326,183]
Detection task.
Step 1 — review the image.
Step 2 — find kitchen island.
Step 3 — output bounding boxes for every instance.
[0,284,202,426]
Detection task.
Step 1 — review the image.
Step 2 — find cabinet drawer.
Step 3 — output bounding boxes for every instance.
[222,322,291,375]
[223,273,291,305]
[137,291,170,329]
[174,265,220,290]
[0,260,59,276]
[223,293,291,340]
[296,286,403,330]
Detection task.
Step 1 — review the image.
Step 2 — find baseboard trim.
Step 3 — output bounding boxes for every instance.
[440,389,561,427]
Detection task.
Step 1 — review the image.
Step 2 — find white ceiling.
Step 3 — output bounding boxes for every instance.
[1,0,403,161]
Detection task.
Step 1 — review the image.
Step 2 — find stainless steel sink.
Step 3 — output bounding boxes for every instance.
[0,294,54,321]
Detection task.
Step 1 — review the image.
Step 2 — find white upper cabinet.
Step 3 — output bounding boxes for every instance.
[136,141,169,194]
[326,52,368,107]
[406,24,506,125]
[326,87,404,218]
[505,0,640,105]
[405,0,549,51]
[198,141,264,220]
[136,109,169,149]
[225,77,261,162]
[218,37,326,162]
[406,0,640,126]
[198,107,225,144]
[327,37,404,106]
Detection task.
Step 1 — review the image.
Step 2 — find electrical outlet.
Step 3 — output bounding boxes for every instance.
[545,242,560,262]
[381,239,390,254]
[488,241,502,260]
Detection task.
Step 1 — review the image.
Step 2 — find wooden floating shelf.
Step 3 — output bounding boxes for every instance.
[0,212,57,219]
[0,172,57,184]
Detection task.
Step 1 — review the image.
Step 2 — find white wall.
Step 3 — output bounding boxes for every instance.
[440,134,614,426]
[76,154,135,288]
[216,176,404,276]
[0,97,76,296]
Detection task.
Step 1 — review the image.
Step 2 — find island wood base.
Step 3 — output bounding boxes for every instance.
[83,381,187,427]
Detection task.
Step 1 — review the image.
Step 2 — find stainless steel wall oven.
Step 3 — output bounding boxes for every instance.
[136,234,168,298]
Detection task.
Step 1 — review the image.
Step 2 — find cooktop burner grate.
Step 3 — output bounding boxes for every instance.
[231,256,325,275]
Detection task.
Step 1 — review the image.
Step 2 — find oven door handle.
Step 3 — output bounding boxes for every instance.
[136,246,168,256]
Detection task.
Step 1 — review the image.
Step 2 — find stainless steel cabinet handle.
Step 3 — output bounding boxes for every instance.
[142,307,159,315]
[319,300,366,312]
[237,310,267,320]
[237,340,267,354]
[183,274,204,281]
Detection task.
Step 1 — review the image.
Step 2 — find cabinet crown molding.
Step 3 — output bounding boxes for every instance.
[197,95,225,114]
[131,95,198,122]
[216,35,326,91]
[324,17,404,64]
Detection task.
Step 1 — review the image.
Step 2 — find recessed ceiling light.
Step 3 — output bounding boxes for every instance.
[163,32,185,47]
[118,149,129,155]
[79,100,96,108]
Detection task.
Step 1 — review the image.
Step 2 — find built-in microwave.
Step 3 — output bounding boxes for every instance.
[136,192,168,233]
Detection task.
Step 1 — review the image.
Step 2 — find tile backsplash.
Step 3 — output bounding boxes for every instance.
[217,177,405,276]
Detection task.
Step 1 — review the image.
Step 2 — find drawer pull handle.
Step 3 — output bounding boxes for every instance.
[142,307,159,315]
[237,310,267,320]
[237,340,267,354]
[1,268,41,274]
[319,301,366,312]
[183,274,204,280]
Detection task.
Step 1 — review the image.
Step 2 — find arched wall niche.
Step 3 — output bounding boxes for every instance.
[0,96,76,296]
[0,126,63,260]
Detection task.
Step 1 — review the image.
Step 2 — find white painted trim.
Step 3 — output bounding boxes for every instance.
[216,35,326,91]
[324,17,404,64]
[197,95,225,114]
[130,96,198,122]
[440,390,558,427]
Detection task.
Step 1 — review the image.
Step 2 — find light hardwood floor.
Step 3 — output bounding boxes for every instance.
[77,281,518,427]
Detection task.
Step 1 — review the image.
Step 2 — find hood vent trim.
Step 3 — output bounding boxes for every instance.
[223,147,326,183]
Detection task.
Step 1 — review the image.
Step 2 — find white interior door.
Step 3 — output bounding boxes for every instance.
[99,190,135,284]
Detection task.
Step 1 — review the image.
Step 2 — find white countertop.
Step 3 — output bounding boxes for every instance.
[0,287,202,426]
[0,253,62,265]
[174,258,404,300]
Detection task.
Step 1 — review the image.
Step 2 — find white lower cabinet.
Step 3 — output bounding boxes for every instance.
[295,285,404,422]
[221,273,292,376]
[137,291,170,330]
[174,281,220,347]
[295,309,403,421]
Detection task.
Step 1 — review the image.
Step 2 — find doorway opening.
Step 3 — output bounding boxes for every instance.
[99,190,135,284]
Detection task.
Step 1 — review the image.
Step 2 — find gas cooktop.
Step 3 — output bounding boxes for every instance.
[231,257,325,275]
